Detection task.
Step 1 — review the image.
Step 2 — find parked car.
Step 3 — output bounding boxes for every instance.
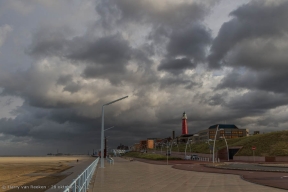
[191,155,199,160]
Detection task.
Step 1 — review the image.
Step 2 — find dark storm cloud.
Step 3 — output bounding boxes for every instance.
[158,58,195,74]
[29,32,132,67]
[157,24,212,74]
[0,69,78,109]
[226,91,288,112]
[7,0,287,155]
[158,73,202,90]
[57,74,73,85]
[47,107,98,125]
[57,75,81,93]
[208,0,288,69]
[63,82,81,94]
[67,34,131,65]
[28,25,72,57]
[208,92,227,106]
[167,24,212,62]
[97,0,209,28]
[96,0,213,72]
[225,38,288,70]
[217,69,288,94]
[0,103,101,147]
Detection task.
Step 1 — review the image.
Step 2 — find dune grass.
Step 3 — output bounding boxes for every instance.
[122,151,181,160]
[167,131,288,156]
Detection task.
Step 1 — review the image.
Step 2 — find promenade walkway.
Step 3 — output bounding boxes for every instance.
[88,157,285,192]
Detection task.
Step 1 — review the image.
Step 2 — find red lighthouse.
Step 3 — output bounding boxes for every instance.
[182,112,188,135]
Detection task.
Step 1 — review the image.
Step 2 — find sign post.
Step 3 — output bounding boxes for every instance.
[252,146,256,162]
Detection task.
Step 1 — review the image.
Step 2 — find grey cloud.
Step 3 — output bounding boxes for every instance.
[158,58,195,74]
[217,69,288,94]
[98,0,209,28]
[208,93,227,106]
[157,24,212,75]
[63,82,81,94]
[225,38,288,70]
[57,75,73,85]
[167,24,212,62]
[4,0,288,155]
[226,91,288,113]
[28,25,72,57]
[67,34,131,65]
[158,73,203,90]
[208,0,288,69]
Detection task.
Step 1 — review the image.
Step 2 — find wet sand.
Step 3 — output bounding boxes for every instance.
[0,156,92,192]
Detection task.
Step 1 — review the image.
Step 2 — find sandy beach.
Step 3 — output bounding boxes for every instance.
[0,156,93,192]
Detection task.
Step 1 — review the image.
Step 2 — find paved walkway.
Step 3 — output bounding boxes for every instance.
[88,157,285,192]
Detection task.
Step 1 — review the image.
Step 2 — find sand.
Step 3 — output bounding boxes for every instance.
[0,156,92,192]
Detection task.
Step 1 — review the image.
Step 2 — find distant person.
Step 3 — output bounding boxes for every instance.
[77,159,79,162]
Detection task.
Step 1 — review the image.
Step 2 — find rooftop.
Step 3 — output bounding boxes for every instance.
[209,124,238,129]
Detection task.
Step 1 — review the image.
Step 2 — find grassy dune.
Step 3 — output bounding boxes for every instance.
[169,131,288,156]
[122,151,181,160]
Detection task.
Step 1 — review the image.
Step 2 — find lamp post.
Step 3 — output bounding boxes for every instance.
[100,96,128,168]
[185,137,193,158]
[166,142,170,165]
[212,125,219,164]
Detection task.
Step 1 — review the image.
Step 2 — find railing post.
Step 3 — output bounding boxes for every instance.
[78,175,80,192]
[84,170,87,191]
[73,181,76,192]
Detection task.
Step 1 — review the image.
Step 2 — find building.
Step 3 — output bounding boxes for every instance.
[147,139,154,149]
[253,131,260,135]
[132,143,140,151]
[196,124,248,142]
[182,112,188,135]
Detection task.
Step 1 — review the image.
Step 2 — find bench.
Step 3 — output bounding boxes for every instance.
[107,157,114,164]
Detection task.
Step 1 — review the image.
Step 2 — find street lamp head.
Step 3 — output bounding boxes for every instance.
[104,96,128,106]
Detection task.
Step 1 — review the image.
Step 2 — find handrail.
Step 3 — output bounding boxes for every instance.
[63,158,99,192]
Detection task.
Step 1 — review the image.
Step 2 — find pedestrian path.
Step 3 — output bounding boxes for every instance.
[88,157,285,192]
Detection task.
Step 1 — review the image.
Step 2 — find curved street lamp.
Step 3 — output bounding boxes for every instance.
[185,137,193,158]
[100,96,128,168]
[169,138,179,154]
[104,126,114,132]
[212,125,219,164]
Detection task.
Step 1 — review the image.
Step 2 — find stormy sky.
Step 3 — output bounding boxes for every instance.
[0,0,287,155]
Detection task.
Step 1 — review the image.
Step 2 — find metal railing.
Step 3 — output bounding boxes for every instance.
[63,158,99,192]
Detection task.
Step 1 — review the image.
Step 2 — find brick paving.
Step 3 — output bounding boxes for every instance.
[88,157,286,192]
[134,158,288,190]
